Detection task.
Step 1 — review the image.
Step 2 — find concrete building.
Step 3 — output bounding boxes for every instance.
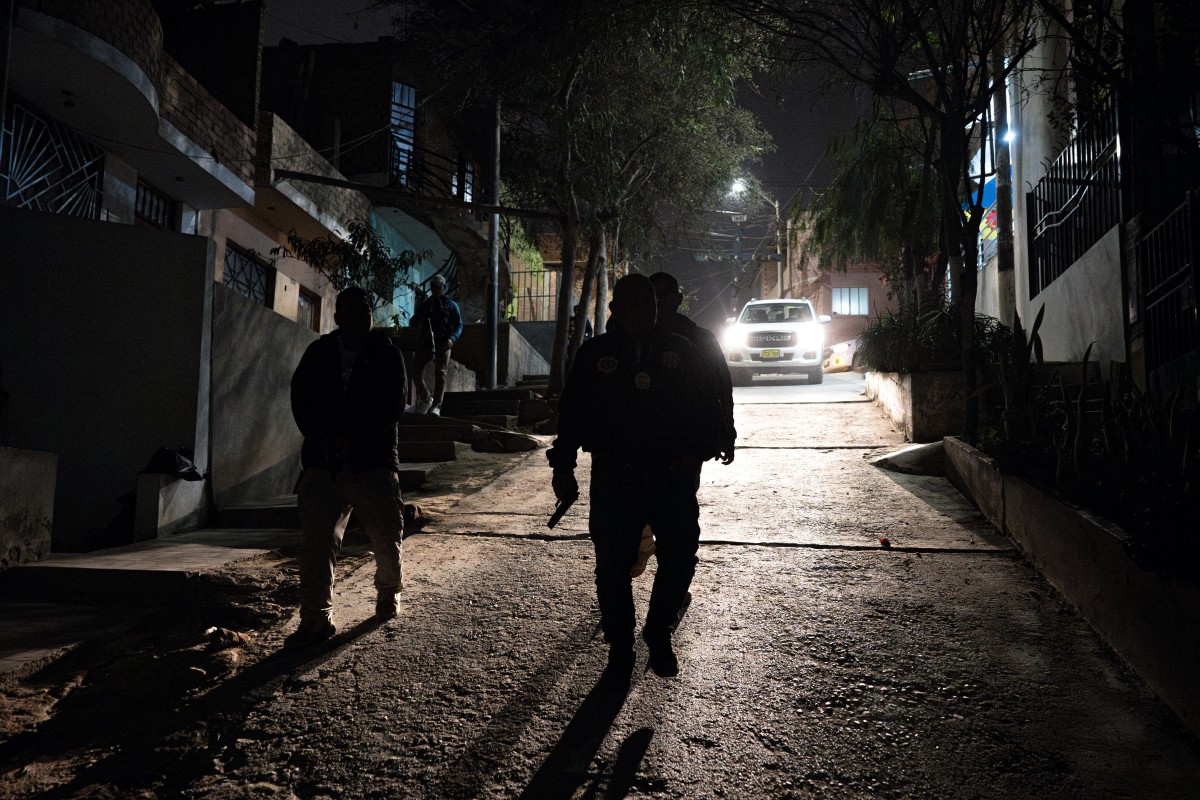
[258,37,550,386]
[977,0,1199,395]
[0,0,379,554]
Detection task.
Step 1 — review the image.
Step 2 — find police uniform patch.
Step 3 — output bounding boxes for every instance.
[662,350,681,369]
[597,356,619,374]
[634,371,652,390]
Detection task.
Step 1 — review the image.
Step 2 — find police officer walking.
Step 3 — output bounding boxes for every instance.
[548,274,722,678]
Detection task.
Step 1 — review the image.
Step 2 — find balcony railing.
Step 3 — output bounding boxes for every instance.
[1140,190,1198,375]
[391,139,491,209]
[1027,99,1123,298]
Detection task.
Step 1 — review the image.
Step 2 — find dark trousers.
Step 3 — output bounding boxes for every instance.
[413,345,451,405]
[589,458,701,648]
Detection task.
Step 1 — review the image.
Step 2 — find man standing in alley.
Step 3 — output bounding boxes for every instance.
[287,287,408,648]
[547,274,722,678]
[408,274,463,416]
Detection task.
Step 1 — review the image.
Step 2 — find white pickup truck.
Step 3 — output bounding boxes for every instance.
[722,298,831,385]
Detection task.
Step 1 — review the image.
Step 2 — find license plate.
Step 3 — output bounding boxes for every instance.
[760,349,781,359]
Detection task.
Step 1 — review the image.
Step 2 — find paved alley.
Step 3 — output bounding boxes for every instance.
[5,374,1200,799]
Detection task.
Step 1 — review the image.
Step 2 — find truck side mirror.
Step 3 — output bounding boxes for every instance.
[818,314,832,323]
[725,317,736,326]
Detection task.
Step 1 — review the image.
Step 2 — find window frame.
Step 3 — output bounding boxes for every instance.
[223,242,275,308]
[831,286,869,316]
[297,286,322,332]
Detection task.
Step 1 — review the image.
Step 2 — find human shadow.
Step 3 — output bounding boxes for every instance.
[518,666,637,800]
[10,615,386,798]
[602,727,655,799]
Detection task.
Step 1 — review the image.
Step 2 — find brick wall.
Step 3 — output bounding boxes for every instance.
[159,55,256,187]
[257,112,372,225]
[22,0,163,85]
[21,0,255,188]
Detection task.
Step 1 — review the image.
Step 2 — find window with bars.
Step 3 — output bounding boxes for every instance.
[223,243,274,307]
[389,82,417,186]
[135,181,176,229]
[297,287,321,331]
[1,97,105,218]
[831,287,869,316]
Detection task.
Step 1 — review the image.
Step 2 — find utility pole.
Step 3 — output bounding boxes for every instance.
[993,47,1015,328]
[485,95,500,389]
[772,197,783,299]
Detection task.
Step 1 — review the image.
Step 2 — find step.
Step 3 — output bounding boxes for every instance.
[218,467,434,529]
[443,389,537,402]
[0,528,301,605]
[439,399,524,417]
[398,441,457,463]
[219,496,300,529]
[397,423,479,443]
[518,398,554,426]
[454,414,518,429]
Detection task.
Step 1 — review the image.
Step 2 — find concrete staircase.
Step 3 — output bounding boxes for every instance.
[438,388,554,430]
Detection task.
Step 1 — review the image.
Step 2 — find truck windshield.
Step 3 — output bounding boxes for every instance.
[740,304,813,324]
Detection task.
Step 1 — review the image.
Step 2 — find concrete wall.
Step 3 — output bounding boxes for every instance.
[0,205,213,551]
[453,324,550,387]
[211,284,317,509]
[1026,226,1125,374]
[511,321,556,366]
[865,370,965,443]
[0,448,56,567]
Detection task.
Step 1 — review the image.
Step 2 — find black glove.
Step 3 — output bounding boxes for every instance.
[552,471,579,503]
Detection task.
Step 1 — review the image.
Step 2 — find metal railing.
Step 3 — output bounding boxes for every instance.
[390,138,491,207]
[1140,191,1198,374]
[1027,100,1123,298]
[509,269,559,322]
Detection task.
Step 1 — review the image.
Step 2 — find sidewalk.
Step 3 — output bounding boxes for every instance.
[0,446,543,683]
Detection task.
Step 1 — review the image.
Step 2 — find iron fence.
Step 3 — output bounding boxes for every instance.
[1027,100,1123,298]
[509,269,559,322]
[1140,191,1198,374]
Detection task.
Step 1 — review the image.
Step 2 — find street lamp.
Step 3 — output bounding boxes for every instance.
[728,178,785,299]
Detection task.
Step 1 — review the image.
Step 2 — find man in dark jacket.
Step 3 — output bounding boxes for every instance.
[287,287,408,648]
[548,274,722,678]
[649,272,736,463]
[408,274,463,416]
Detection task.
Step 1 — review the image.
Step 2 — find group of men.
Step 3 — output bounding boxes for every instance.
[286,271,736,681]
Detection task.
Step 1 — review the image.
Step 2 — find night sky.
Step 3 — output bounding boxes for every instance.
[263,1,865,328]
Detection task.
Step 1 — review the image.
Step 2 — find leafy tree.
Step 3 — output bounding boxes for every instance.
[797,110,943,313]
[400,0,769,393]
[270,219,430,323]
[730,0,1038,438]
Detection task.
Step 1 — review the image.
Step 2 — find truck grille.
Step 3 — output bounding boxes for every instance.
[748,331,796,347]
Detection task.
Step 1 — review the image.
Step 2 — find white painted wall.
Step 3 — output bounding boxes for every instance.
[1027,226,1126,372]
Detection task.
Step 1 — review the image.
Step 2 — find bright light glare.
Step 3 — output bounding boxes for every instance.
[1004,129,1017,143]
[729,178,748,195]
